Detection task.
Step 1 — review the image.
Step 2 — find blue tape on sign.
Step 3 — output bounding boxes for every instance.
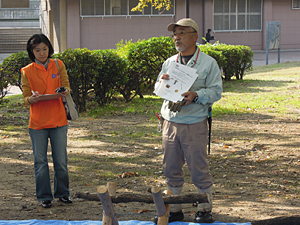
[0,220,251,225]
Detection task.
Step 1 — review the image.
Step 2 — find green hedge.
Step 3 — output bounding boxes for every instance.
[200,42,253,80]
[54,48,95,112]
[92,49,127,106]
[54,48,126,112]
[0,52,31,101]
[116,36,177,102]
[0,37,253,107]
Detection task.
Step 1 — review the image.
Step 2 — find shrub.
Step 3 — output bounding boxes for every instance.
[116,40,147,102]
[0,51,31,102]
[0,51,31,87]
[0,38,254,107]
[117,36,177,102]
[199,45,226,71]
[55,48,127,111]
[92,49,127,106]
[205,43,253,80]
[54,48,97,112]
[238,45,254,80]
[0,67,9,102]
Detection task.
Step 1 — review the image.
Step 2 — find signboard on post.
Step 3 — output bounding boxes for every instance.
[266,21,281,65]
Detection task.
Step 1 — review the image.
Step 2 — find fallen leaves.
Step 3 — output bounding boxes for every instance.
[133,209,149,214]
[119,172,138,178]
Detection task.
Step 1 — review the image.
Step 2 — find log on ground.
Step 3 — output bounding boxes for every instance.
[251,215,300,225]
[75,192,208,204]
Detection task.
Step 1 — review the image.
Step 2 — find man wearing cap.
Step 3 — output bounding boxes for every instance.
[154,18,222,223]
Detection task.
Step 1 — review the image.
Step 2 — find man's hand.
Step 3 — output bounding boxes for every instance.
[181,91,197,106]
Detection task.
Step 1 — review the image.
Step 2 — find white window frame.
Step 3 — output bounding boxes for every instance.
[80,0,175,18]
[213,0,262,32]
[292,0,300,9]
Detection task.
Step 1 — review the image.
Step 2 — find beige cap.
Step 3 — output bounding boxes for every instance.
[167,18,199,34]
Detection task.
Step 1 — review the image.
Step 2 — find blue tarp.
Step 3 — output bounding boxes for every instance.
[0,220,251,225]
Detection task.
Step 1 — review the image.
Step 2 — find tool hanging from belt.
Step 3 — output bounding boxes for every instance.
[155,112,163,132]
[207,106,212,155]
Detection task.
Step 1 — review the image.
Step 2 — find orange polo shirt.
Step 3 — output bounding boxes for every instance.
[21,59,70,130]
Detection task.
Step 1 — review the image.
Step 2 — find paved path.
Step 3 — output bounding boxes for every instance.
[1,49,300,96]
[4,85,22,96]
[0,53,11,63]
[252,49,300,67]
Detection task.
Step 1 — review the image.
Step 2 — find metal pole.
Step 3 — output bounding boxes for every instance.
[278,48,280,63]
[266,22,269,65]
[186,0,189,18]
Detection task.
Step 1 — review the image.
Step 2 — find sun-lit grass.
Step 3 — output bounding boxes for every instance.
[213,62,300,117]
[86,95,163,120]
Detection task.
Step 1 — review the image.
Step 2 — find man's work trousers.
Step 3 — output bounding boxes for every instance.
[162,119,212,190]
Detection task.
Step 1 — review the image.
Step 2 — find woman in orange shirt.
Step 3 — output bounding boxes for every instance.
[21,34,72,208]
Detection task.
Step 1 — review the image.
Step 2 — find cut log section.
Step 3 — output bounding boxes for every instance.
[97,185,119,225]
[151,186,166,217]
[102,182,117,225]
[157,189,172,225]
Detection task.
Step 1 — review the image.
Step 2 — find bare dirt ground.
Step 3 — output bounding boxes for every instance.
[0,107,300,223]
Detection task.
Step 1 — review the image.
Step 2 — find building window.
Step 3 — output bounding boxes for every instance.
[292,0,300,9]
[80,0,175,17]
[0,0,39,20]
[214,0,262,31]
[1,0,29,8]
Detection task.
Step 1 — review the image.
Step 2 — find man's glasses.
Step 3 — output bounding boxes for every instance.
[171,31,196,38]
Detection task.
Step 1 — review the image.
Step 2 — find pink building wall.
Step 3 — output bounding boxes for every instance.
[65,0,300,51]
[205,0,300,50]
[189,0,205,41]
[66,0,206,50]
[271,0,300,49]
[66,0,80,49]
[79,17,173,50]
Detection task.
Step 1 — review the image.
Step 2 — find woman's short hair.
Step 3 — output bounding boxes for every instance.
[26,34,54,62]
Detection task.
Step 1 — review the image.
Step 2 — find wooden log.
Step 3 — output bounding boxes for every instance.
[102,182,117,225]
[151,186,166,217]
[97,185,119,225]
[251,216,300,225]
[157,190,172,225]
[76,192,208,204]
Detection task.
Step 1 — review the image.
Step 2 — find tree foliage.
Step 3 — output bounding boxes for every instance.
[132,0,173,12]
[116,36,177,102]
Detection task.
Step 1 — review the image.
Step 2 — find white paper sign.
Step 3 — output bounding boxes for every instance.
[154,61,198,102]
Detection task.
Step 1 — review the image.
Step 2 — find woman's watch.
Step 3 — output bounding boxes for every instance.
[193,93,199,103]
